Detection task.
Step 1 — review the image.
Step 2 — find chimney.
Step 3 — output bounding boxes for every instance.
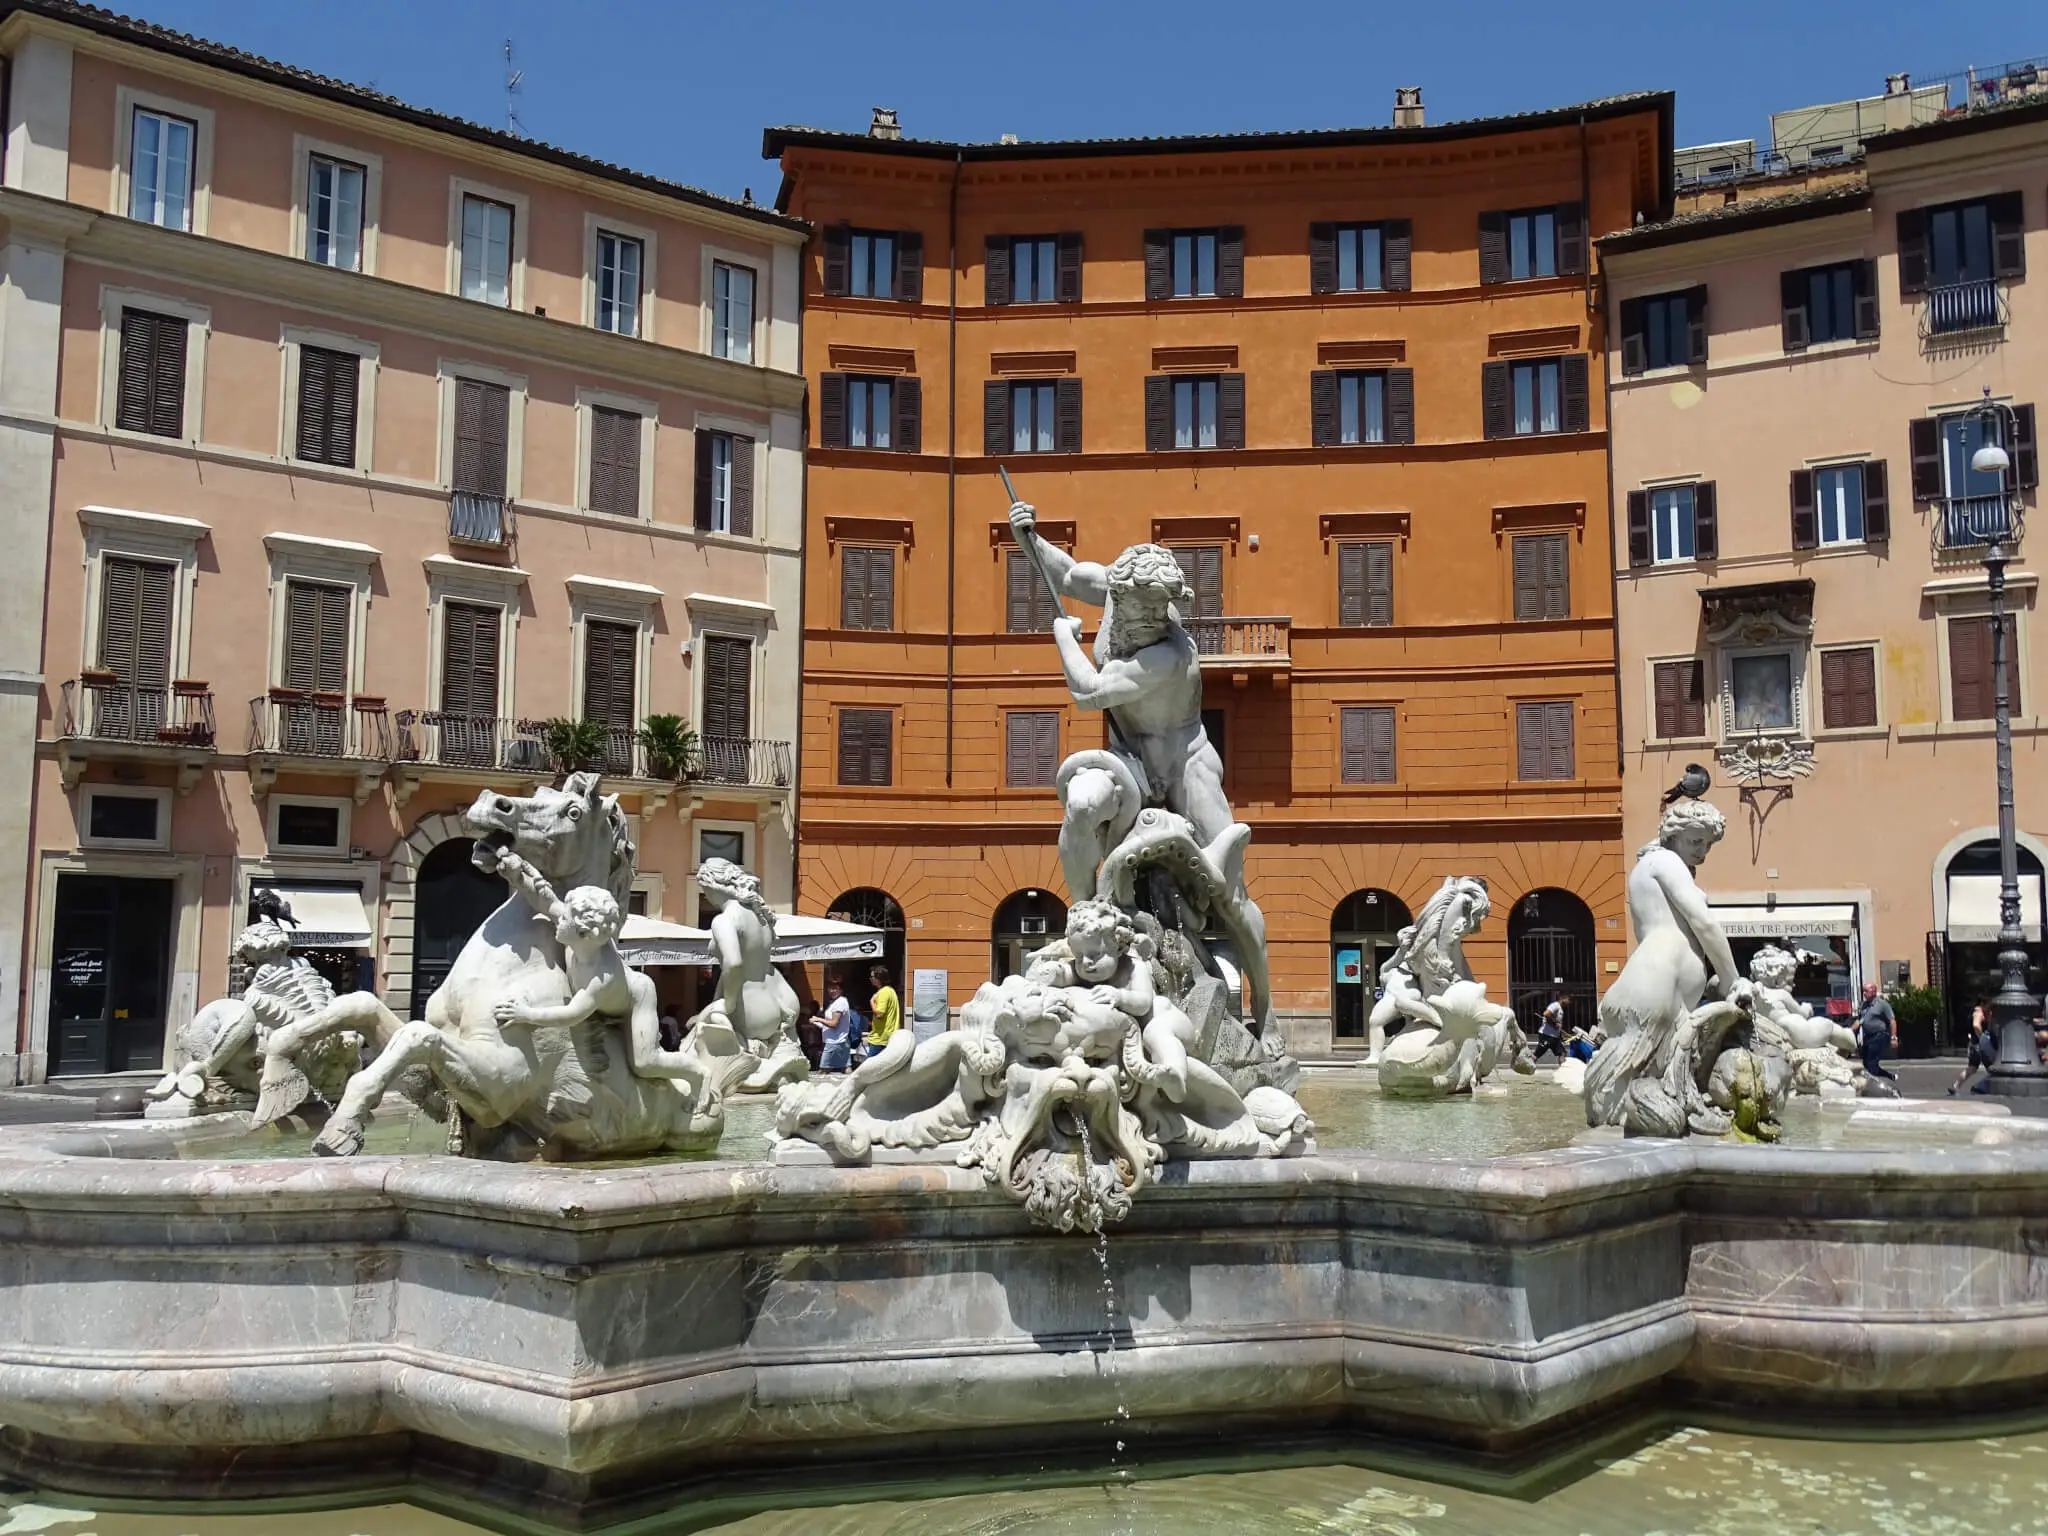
[868,106,902,140]
[1885,72,1911,96]
[1393,86,1424,129]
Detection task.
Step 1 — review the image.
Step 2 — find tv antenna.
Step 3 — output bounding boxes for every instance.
[503,39,525,137]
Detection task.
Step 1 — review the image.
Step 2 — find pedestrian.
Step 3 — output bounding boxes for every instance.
[1950,1000,1996,1096]
[1533,990,1569,1063]
[813,978,855,1073]
[657,1010,681,1052]
[861,965,902,1062]
[1857,980,1899,1091]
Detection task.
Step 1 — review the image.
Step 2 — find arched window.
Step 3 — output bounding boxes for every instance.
[991,888,1067,981]
[1507,887,1595,1036]
[825,887,906,1006]
[411,838,506,1020]
[1330,888,1413,1043]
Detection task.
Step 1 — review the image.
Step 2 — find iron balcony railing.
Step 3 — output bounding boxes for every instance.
[1941,493,2023,548]
[1921,279,2008,340]
[698,736,794,788]
[60,676,216,747]
[394,710,550,774]
[449,491,513,548]
[248,692,392,760]
[1186,615,1292,666]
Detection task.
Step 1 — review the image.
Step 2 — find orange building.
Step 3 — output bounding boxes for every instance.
[766,92,1671,1051]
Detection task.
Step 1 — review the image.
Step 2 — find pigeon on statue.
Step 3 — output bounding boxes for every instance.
[249,887,299,929]
[1661,762,1712,805]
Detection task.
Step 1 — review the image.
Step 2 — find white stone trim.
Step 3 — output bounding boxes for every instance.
[264,794,354,857]
[287,133,384,275]
[435,358,527,498]
[424,564,523,722]
[76,784,172,851]
[684,591,776,624]
[95,285,209,441]
[422,554,530,590]
[700,244,765,364]
[381,810,475,1015]
[111,84,214,235]
[1640,652,1711,746]
[265,532,381,566]
[1812,639,1888,733]
[277,323,380,472]
[75,504,207,684]
[1927,578,2036,726]
[1930,826,2048,937]
[567,574,663,605]
[573,385,659,522]
[582,211,659,341]
[1715,638,1808,743]
[446,176,530,311]
[4,33,73,199]
[570,596,659,730]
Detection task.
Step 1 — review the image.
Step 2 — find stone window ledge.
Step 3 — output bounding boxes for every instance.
[1896,718,2046,741]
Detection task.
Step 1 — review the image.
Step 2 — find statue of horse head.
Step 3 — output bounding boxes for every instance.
[465,772,636,907]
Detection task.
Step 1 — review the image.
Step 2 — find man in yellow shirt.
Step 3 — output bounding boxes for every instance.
[863,965,901,1059]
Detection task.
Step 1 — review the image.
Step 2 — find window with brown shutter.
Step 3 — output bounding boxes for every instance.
[1056,232,1083,303]
[581,619,638,730]
[1511,534,1569,622]
[893,376,922,454]
[282,579,350,753]
[453,378,510,496]
[1171,546,1224,621]
[1005,711,1059,787]
[837,708,892,786]
[115,308,187,438]
[438,601,501,766]
[97,556,174,691]
[1625,489,1652,568]
[1950,615,2021,721]
[294,345,359,467]
[1909,417,1943,501]
[1006,549,1060,633]
[840,546,896,631]
[1337,542,1393,627]
[1516,700,1575,781]
[588,405,641,517]
[691,429,753,535]
[701,634,752,742]
[1653,659,1706,739]
[819,372,847,448]
[1340,706,1396,784]
[1819,647,1878,729]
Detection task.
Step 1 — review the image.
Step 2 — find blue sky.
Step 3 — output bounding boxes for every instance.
[121,1,2034,204]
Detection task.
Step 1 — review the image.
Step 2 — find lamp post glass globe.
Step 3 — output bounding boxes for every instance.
[1972,442,2012,475]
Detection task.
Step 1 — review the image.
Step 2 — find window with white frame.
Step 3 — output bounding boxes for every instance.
[460,195,514,306]
[1814,462,1866,546]
[705,431,735,531]
[596,230,643,336]
[1651,484,1697,564]
[269,796,350,855]
[129,107,195,229]
[712,261,754,361]
[80,786,172,850]
[698,826,748,869]
[305,154,365,270]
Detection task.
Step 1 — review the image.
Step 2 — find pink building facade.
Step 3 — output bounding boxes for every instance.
[0,3,808,1081]
[1604,104,2048,1052]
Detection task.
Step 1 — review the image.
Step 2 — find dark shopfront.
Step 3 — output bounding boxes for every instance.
[1934,840,2047,1054]
[49,872,173,1075]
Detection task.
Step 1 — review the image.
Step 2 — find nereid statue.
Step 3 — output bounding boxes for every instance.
[1369,877,1532,1097]
[674,857,808,1096]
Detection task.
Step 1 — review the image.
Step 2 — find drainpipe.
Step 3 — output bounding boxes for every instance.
[1580,112,1593,315]
[944,150,962,786]
[1584,109,1624,787]
[791,233,809,912]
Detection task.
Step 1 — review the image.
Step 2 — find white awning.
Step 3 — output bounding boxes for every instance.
[256,883,374,948]
[616,913,887,967]
[618,915,713,967]
[1947,874,2045,943]
[1708,901,1857,939]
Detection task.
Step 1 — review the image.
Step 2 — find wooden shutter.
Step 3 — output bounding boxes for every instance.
[2012,403,2038,491]
[1654,660,1705,739]
[1365,541,1393,627]
[984,235,1011,306]
[581,619,637,728]
[983,380,1010,456]
[1481,360,1510,440]
[1216,226,1245,297]
[1692,481,1718,562]
[1478,210,1508,285]
[1852,259,1881,339]
[98,556,174,688]
[589,406,640,517]
[1863,459,1890,541]
[1779,270,1810,352]
[1055,232,1083,303]
[701,634,752,740]
[867,546,896,629]
[1054,377,1083,453]
[1625,489,1651,569]
[728,433,754,537]
[1560,354,1590,433]
[117,309,186,437]
[837,709,891,786]
[1790,468,1817,550]
[893,376,922,454]
[1144,375,1173,452]
[1620,296,1648,374]
[1340,707,1369,784]
[819,373,847,449]
[453,379,508,496]
[1308,222,1337,294]
[822,224,850,296]
[1950,616,1990,721]
[1541,533,1570,617]
[1515,702,1544,780]
[1821,648,1877,730]
[1990,191,2026,279]
[1909,417,1943,500]
[1218,372,1245,449]
[1385,367,1414,445]
[693,427,715,530]
[840,547,867,630]
[439,601,500,716]
[296,345,331,460]
[1173,546,1223,618]
[284,580,349,692]
[1384,220,1412,291]
[1896,208,1930,294]
[1555,202,1586,276]
[1006,711,1058,787]
[1337,542,1365,626]
[1685,286,1710,365]
[1143,229,1171,300]
[893,230,923,302]
[1006,549,1039,633]
[1368,706,1396,783]
[1512,536,1541,622]
[1311,371,1339,447]
[296,345,358,467]
[1005,712,1031,787]
[1545,700,1575,779]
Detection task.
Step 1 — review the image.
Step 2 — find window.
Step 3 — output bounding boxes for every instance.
[1653,659,1706,739]
[452,378,511,497]
[1479,203,1584,286]
[282,578,350,696]
[1730,653,1796,733]
[1814,464,1864,546]
[82,788,167,848]
[1175,377,1218,448]
[1310,220,1410,294]
[851,230,894,297]
[984,377,1080,455]
[1930,200,1995,286]
[1340,706,1396,784]
[459,195,513,306]
[1511,533,1570,620]
[1792,461,1888,549]
[115,309,188,438]
[1942,414,2008,501]
[1174,231,1218,297]
[1337,541,1393,627]
[1171,546,1224,622]
[1006,549,1061,633]
[1339,372,1384,444]
[1949,615,2022,721]
[1515,701,1575,781]
[294,345,360,468]
[1012,381,1056,453]
[1820,647,1879,730]
[1334,224,1383,291]
[1146,373,1243,451]
[1144,227,1243,300]
[1899,196,2024,327]
[1781,261,1876,350]
[837,708,893,785]
[821,373,921,452]
[1625,482,1718,568]
[1012,238,1056,302]
[851,376,892,449]
[1652,486,1696,565]
[437,601,502,765]
[986,232,1081,304]
[129,107,194,229]
[1619,287,1706,374]
[1482,355,1588,440]
[840,546,896,631]
[693,429,754,535]
[581,618,639,773]
[595,231,642,336]
[1513,360,1559,436]
[825,227,921,301]
[700,828,747,868]
[700,634,753,752]
[272,800,345,853]
[712,261,754,360]
[1509,208,1556,280]
[305,155,364,270]
[588,406,642,518]
[1005,711,1059,787]
[1312,368,1412,447]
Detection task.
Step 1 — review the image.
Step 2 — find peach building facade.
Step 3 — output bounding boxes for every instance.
[0,2,808,1081]
[1604,104,2048,1053]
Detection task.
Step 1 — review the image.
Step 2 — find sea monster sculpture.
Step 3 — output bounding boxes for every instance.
[1367,876,1533,1098]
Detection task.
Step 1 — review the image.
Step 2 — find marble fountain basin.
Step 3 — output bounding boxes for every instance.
[6,1082,2048,1530]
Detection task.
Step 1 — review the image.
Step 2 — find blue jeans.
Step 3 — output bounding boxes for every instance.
[1862,1033,1897,1082]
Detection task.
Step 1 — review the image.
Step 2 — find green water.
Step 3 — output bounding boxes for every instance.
[13,1424,2048,1533]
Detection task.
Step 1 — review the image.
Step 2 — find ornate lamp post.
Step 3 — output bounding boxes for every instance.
[1965,389,2046,1095]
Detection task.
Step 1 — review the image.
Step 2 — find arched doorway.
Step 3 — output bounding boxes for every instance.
[1938,838,2047,1053]
[825,887,906,1010]
[1330,888,1413,1045]
[410,839,505,1020]
[1508,888,1596,1037]
[991,889,1067,981]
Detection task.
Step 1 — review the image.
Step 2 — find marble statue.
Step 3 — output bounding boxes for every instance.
[1585,799,1778,1138]
[775,504,1311,1229]
[260,774,719,1160]
[1367,876,1533,1097]
[1744,944,1861,1098]
[145,919,363,1117]
[675,857,808,1096]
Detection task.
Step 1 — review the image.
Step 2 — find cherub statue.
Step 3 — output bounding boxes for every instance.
[1025,899,1196,1096]
[1745,944,1860,1097]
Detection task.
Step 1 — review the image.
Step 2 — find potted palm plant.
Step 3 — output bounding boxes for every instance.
[635,714,700,781]
[539,717,609,777]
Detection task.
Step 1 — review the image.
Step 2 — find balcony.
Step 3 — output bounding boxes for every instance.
[1187,615,1291,673]
[246,691,392,801]
[1940,493,2023,550]
[1921,279,2008,342]
[698,736,795,790]
[449,492,513,549]
[56,676,216,794]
